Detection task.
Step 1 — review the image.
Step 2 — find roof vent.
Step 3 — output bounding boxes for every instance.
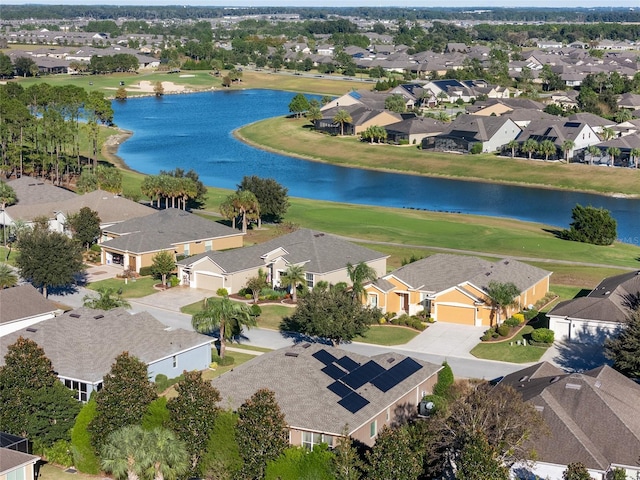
[595,380,602,389]
[550,376,561,384]
[93,315,104,320]
[518,375,529,382]
[313,233,325,237]
[534,405,544,412]
[302,343,311,349]
[26,327,37,333]
[69,313,81,318]
[387,358,396,364]
[285,352,299,358]
[565,383,582,390]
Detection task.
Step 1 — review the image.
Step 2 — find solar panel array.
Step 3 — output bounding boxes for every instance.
[313,349,424,414]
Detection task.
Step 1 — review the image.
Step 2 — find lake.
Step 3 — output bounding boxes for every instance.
[112,89,640,244]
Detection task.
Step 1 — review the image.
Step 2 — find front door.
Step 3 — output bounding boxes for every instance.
[129,255,137,272]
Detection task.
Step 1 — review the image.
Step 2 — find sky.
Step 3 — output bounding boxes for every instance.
[2,1,638,8]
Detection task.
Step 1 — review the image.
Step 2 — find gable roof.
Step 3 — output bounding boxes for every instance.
[101,208,241,254]
[0,447,39,475]
[384,253,550,294]
[212,343,440,436]
[384,116,447,135]
[439,114,516,142]
[548,271,640,324]
[499,362,640,471]
[0,307,211,383]
[178,228,387,276]
[6,176,77,206]
[0,284,58,326]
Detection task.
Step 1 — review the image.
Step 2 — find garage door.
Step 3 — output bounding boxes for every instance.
[436,304,476,325]
[195,272,224,291]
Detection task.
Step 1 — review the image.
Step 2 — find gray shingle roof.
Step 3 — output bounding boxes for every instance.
[0,307,211,383]
[499,362,640,471]
[178,228,387,276]
[7,177,77,206]
[0,448,39,475]
[0,284,58,325]
[387,254,550,294]
[212,343,440,436]
[548,271,640,324]
[440,114,514,142]
[101,208,241,254]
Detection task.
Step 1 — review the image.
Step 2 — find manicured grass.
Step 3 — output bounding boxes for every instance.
[87,276,157,298]
[353,325,420,346]
[237,116,640,197]
[470,326,549,363]
[0,247,16,266]
[39,463,100,480]
[227,344,272,353]
[255,304,295,330]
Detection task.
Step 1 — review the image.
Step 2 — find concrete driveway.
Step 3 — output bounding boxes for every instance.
[403,322,486,358]
[129,286,212,312]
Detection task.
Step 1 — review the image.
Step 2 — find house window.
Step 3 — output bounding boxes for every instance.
[370,420,377,438]
[302,432,333,450]
[64,378,89,402]
[368,294,378,307]
[183,244,190,256]
[7,468,25,480]
[173,355,177,368]
[305,272,314,288]
[205,240,212,252]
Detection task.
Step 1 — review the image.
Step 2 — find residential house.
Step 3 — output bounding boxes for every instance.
[316,105,402,136]
[212,343,441,448]
[466,98,544,117]
[1,178,154,233]
[618,92,640,111]
[0,307,212,401]
[567,112,616,135]
[516,118,600,160]
[320,89,388,112]
[384,116,447,145]
[423,79,478,103]
[100,208,243,273]
[364,254,551,326]
[177,228,388,294]
[547,271,640,342]
[589,133,640,167]
[500,362,640,480]
[423,114,520,153]
[0,447,39,480]
[0,284,59,337]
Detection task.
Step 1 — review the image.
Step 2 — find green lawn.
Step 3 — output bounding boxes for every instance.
[182,300,293,331]
[354,325,420,346]
[87,276,157,298]
[470,326,549,363]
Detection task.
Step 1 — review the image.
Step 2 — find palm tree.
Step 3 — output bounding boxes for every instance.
[561,139,575,163]
[606,146,621,167]
[506,140,519,158]
[601,127,616,141]
[144,427,189,480]
[521,139,538,160]
[0,263,18,289]
[306,105,322,127]
[280,264,306,302]
[82,286,131,310]
[332,109,352,136]
[101,425,149,480]
[484,281,520,327]
[346,261,379,302]
[615,109,632,124]
[586,145,601,165]
[233,190,260,233]
[538,140,557,161]
[630,148,640,169]
[192,296,256,358]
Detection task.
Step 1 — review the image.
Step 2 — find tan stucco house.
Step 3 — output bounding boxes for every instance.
[177,228,388,294]
[100,208,243,273]
[212,343,441,448]
[364,254,551,327]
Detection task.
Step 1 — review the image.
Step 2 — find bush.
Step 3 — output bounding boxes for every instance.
[433,361,454,397]
[497,324,510,337]
[250,304,262,317]
[168,275,180,287]
[523,309,539,321]
[481,328,495,341]
[70,398,100,474]
[245,294,253,300]
[212,353,235,366]
[504,315,523,327]
[154,373,184,393]
[90,244,101,253]
[512,313,525,324]
[139,266,153,277]
[470,143,483,154]
[531,328,554,344]
[420,394,447,415]
[217,288,229,297]
[238,288,248,296]
[43,440,74,467]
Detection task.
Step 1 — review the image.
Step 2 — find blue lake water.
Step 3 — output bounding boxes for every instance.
[112,89,640,244]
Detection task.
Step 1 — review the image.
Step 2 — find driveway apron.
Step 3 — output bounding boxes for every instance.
[403,322,486,358]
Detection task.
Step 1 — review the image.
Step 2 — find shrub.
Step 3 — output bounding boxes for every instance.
[90,244,101,253]
[245,294,253,300]
[250,304,262,317]
[504,315,523,327]
[141,397,169,430]
[43,440,74,467]
[139,266,153,277]
[217,288,229,297]
[212,353,235,366]
[512,313,525,324]
[398,139,409,145]
[154,373,184,393]
[523,309,539,321]
[70,398,100,474]
[433,361,454,397]
[168,275,180,287]
[470,143,483,154]
[531,328,554,344]
[238,288,248,296]
[497,324,510,337]
[481,328,495,341]
[420,394,447,415]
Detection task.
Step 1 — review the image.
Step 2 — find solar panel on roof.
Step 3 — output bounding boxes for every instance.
[313,349,338,366]
[336,356,360,372]
[338,392,370,414]
[349,91,362,100]
[371,358,423,392]
[328,381,353,398]
[343,360,385,390]
[322,364,348,381]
